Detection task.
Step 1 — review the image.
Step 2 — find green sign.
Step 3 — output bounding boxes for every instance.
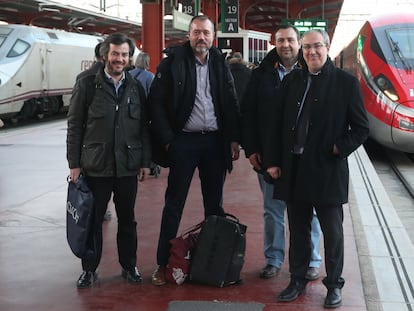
[221,0,239,33]
[181,0,198,16]
[282,19,328,35]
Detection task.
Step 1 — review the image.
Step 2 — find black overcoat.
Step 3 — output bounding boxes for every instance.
[263,58,369,205]
[241,48,283,158]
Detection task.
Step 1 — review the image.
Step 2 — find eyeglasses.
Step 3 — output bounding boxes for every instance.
[302,43,325,51]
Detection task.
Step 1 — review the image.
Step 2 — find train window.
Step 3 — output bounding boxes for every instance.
[6,39,30,58]
[47,32,58,40]
[0,27,12,49]
[388,29,414,60]
[370,32,386,63]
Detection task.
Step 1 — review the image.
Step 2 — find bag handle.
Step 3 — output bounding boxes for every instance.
[224,213,240,223]
[179,220,204,238]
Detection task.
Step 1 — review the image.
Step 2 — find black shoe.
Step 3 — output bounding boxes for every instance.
[324,288,342,308]
[259,264,280,279]
[305,267,320,280]
[122,267,143,284]
[77,271,97,288]
[278,279,307,302]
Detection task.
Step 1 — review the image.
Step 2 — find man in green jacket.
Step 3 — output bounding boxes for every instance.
[67,33,151,289]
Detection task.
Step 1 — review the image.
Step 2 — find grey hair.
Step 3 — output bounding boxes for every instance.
[302,29,330,46]
[135,52,150,69]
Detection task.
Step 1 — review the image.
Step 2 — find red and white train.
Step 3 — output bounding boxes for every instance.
[335,13,414,153]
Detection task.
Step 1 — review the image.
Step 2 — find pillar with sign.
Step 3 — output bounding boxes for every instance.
[181,0,198,16]
[221,0,239,33]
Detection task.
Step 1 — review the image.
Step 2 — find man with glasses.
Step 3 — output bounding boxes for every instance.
[242,25,322,281]
[264,29,369,308]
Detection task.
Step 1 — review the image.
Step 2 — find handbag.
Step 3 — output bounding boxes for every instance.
[165,221,204,285]
[66,175,95,259]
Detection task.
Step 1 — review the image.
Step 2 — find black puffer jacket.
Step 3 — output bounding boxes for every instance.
[67,69,151,177]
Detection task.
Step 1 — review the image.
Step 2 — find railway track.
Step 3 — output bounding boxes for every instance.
[364,139,414,245]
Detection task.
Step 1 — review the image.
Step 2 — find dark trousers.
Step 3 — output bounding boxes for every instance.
[286,200,345,289]
[156,132,226,266]
[83,176,138,272]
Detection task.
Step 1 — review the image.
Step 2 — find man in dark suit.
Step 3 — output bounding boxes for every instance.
[148,15,241,286]
[265,29,369,308]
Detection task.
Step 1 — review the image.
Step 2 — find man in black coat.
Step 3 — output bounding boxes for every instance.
[265,29,369,308]
[242,25,322,281]
[148,15,241,286]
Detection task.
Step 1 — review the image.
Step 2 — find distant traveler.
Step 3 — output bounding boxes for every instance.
[129,52,155,97]
[129,52,160,177]
[76,42,104,81]
[148,15,241,286]
[66,33,151,289]
[265,29,369,308]
[227,52,251,104]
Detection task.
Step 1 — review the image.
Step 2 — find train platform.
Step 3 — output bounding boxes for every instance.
[0,120,413,311]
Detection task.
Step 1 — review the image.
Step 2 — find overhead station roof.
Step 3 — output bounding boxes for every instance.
[0,0,344,44]
[0,0,143,41]
[242,0,344,39]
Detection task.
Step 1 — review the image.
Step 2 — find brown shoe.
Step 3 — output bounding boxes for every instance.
[151,265,167,286]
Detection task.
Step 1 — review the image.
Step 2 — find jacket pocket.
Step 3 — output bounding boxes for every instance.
[81,143,106,171]
[127,143,142,170]
[128,102,141,120]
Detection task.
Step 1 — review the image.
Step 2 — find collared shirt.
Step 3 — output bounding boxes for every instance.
[104,70,126,95]
[277,61,298,81]
[183,54,218,132]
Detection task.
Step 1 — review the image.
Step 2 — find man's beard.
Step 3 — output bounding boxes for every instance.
[107,62,124,76]
[195,46,208,54]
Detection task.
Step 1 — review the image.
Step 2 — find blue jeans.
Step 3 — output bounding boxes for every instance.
[310,209,322,268]
[258,173,286,268]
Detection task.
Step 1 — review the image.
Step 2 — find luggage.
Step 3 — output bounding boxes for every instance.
[165,221,203,285]
[190,213,247,287]
[66,175,95,259]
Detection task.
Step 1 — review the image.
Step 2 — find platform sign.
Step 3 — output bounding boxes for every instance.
[173,9,193,31]
[181,0,198,16]
[282,19,328,36]
[221,0,239,33]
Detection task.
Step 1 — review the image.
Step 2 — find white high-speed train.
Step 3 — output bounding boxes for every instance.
[0,24,102,122]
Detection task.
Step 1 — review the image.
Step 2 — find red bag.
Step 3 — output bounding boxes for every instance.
[165,221,203,285]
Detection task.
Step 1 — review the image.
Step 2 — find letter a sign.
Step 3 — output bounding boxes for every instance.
[221,0,239,33]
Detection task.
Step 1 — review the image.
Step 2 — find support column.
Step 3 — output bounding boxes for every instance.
[201,0,218,26]
[142,2,164,73]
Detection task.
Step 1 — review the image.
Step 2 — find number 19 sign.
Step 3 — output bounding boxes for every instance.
[221,0,239,33]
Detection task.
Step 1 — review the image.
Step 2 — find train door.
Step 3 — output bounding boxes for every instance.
[39,41,49,94]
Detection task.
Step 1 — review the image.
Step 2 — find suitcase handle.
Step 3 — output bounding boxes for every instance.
[224,213,240,223]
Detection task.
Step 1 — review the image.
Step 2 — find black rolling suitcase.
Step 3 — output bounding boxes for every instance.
[189,213,247,287]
